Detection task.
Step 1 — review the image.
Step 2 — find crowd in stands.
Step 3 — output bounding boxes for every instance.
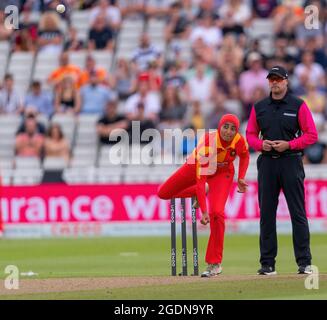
[0,0,327,165]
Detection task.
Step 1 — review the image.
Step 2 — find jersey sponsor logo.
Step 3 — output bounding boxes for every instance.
[283,112,297,117]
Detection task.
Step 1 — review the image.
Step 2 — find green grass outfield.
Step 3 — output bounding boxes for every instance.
[0,234,326,300]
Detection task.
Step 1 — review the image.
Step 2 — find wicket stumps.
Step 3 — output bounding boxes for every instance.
[170,197,199,276]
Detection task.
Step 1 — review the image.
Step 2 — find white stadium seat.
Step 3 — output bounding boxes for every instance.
[15,156,41,169]
[43,157,68,170]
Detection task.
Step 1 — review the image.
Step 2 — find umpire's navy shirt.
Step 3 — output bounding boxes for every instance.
[246,91,318,156]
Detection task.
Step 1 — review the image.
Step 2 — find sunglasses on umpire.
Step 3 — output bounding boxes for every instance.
[268,77,285,83]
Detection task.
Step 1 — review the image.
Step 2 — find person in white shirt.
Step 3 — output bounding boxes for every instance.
[219,0,251,34]
[294,51,326,89]
[124,76,161,122]
[186,60,215,104]
[89,0,122,31]
[189,12,223,48]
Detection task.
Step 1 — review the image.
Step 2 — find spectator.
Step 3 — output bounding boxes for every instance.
[131,33,162,73]
[195,0,221,20]
[266,36,297,73]
[218,0,252,35]
[301,83,326,121]
[294,51,326,91]
[64,27,84,51]
[252,0,278,18]
[126,102,157,144]
[79,55,109,88]
[96,99,129,145]
[118,0,145,17]
[213,67,243,119]
[80,0,98,9]
[113,58,135,100]
[273,0,304,38]
[185,100,205,131]
[303,117,327,165]
[165,1,190,42]
[206,93,228,129]
[185,59,215,105]
[88,12,114,51]
[44,123,70,162]
[215,33,244,72]
[0,74,23,114]
[13,6,38,52]
[164,61,187,91]
[15,113,44,158]
[192,37,217,65]
[0,10,13,41]
[138,62,163,93]
[48,51,82,88]
[124,77,161,122]
[245,85,267,119]
[297,36,327,70]
[158,85,186,130]
[79,71,116,114]
[25,81,54,117]
[213,66,239,98]
[189,12,223,48]
[54,76,81,114]
[90,0,122,31]
[37,11,64,54]
[16,107,46,135]
[239,52,269,113]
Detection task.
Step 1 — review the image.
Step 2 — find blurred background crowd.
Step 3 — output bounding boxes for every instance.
[0,0,326,186]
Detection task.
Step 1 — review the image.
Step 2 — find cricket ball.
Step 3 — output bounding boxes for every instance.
[56,4,66,13]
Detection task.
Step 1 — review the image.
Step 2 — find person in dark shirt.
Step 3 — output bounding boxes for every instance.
[88,12,114,50]
[96,99,129,145]
[16,109,46,135]
[164,61,186,89]
[64,27,85,51]
[304,142,327,164]
[126,102,157,145]
[165,1,190,41]
[246,66,318,276]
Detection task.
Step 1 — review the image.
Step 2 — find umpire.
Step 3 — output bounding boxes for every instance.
[246,66,318,275]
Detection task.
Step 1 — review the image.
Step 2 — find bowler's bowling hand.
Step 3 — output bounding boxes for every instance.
[262,140,275,151]
[271,140,290,152]
[200,212,210,225]
[237,179,248,193]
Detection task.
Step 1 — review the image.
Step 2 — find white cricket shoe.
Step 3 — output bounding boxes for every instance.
[201,264,222,277]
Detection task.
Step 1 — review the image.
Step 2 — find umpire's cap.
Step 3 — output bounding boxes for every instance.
[266,66,288,79]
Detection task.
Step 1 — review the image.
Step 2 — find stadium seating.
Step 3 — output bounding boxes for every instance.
[0,5,326,187]
[8,52,34,95]
[0,41,10,80]
[71,9,91,42]
[115,18,145,60]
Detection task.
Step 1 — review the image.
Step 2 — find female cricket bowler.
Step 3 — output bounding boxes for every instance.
[158,114,250,277]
